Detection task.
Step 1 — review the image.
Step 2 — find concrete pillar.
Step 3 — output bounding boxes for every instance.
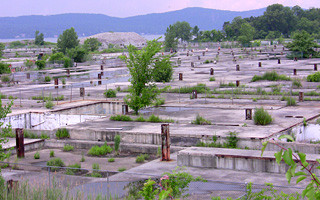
[179,73,183,81]
[80,87,85,97]
[278,59,281,64]
[245,109,252,120]
[210,68,214,75]
[161,124,170,161]
[100,65,104,70]
[236,80,240,87]
[16,128,25,158]
[258,62,262,67]
[293,69,297,75]
[192,90,198,99]
[54,78,59,89]
[236,65,240,71]
[314,64,318,71]
[122,105,128,115]
[299,92,304,102]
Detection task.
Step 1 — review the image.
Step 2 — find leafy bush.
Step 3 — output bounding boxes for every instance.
[63,145,74,152]
[56,128,70,139]
[35,60,46,70]
[108,158,115,162]
[80,151,85,162]
[1,75,10,83]
[169,83,209,93]
[62,78,66,85]
[49,52,65,62]
[209,77,215,81]
[307,72,320,82]
[118,167,126,172]
[251,70,291,82]
[253,107,273,125]
[114,134,121,152]
[136,155,145,163]
[66,163,81,175]
[286,97,296,106]
[50,150,55,158]
[47,158,65,171]
[45,100,54,109]
[153,58,173,82]
[135,116,146,122]
[153,98,165,106]
[110,115,132,121]
[146,114,174,123]
[192,114,211,125]
[104,89,117,98]
[292,78,302,88]
[0,63,11,74]
[88,144,113,156]
[34,152,40,159]
[44,76,52,82]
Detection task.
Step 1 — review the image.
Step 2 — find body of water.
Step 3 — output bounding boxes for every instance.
[0,34,164,43]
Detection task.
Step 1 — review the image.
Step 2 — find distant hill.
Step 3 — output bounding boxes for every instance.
[0,7,266,39]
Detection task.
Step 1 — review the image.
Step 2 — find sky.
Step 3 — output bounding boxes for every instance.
[1,0,320,18]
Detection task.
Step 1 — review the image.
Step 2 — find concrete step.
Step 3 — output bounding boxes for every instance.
[177,147,320,175]
[4,138,45,155]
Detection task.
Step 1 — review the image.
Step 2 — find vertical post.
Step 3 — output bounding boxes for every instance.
[314,64,318,71]
[236,80,240,87]
[299,92,304,102]
[98,73,102,85]
[293,69,297,75]
[192,90,197,99]
[161,124,170,161]
[70,85,72,102]
[26,73,30,79]
[198,56,200,60]
[16,128,25,158]
[258,62,261,67]
[210,68,214,75]
[236,64,240,71]
[245,182,248,200]
[191,62,194,68]
[48,167,51,188]
[54,78,59,89]
[100,65,104,70]
[80,87,85,100]
[278,59,281,64]
[107,171,110,200]
[179,73,183,81]
[245,109,252,120]
[56,87,58,105]
[42,88,44,107]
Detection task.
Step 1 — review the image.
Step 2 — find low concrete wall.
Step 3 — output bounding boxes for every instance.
[4,139,45,155]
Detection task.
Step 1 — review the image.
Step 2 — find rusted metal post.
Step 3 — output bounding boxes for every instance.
[66,69,70,77]
[202,51,205,56]
[314,64,318,71]
[198,56,200,60]
[122,105,128,115]
[278,59,281,64]
[294,57,298,61]
[100,65,104,70]
[80,87,85,97]
[236,80,240,87]
[26,73,30,79]
[16,128,25,158]
[98,73,102,85]
[299,92,304,102]
[245,109,252,120]
[192,90,198,99]
[179,73,183,81]
[236,64,240,71]
[210,68,214,75]
[293,69,297,75]
[54,78,58,89]
[258,62,261,67]
[161,124,170,161]
[191,62,194,68]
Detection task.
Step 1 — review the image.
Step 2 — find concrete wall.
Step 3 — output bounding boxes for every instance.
[53,102,124,115]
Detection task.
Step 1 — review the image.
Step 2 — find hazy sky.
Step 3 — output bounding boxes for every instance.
[2,0,320,18]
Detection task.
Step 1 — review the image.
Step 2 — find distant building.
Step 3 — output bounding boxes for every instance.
[79,32,146,49]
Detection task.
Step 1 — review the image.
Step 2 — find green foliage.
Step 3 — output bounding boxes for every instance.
[9,41,25,48]
[65,163,81,175]
[88,144,113,156]
[44,76,51,82]
[251,70,291,82]
[136,155,145,163]
[45,100,54,109]
[169,83,209,93]
[66,46,88,63]
[286,30,319,57]
[55,128,70,139]
[226,132,238,148]
[197,132,239,149]
[164,25,178,51]
[146,114,174,123]
[24,59,34,68]
[253,107,273,125]
[91,163,102,177]
[303,118,307,127]
[34,152,40,159]
[114,134,121,152]
[153,98,165,107]
[49,52,65,62]
[50,150,55,158]
[110,115,133,121]
[0,43,4,57]
[63,57,72,68]
[292,78,302,88]
[34,30,44,45]
[47,158,65,171]
[307,72,320,82]
[84,38,101,52]
[63,145,74,152]
[1,75,10,83]
[0,63,11,75]
[118,167,126,172]
[80,152,85,162]
[62,78,66,85]
[192,114,211,125]
[237,22,255,46]
[153,57,173,82]
[209,77,216,81]
[120,39,162,114]
[135,116,146,122]
[108,158,115,162]
[104,89,117,98]
[57,27,79,54]
[139,179,159,200]
[35,60,46,70]
[286,97,297,106]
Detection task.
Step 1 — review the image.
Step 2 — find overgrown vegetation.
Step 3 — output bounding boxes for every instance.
[55,128,70,139]
[251,71,291,82]
[46,158,65,172]
[197,132,239,149]
[88,143,113,156]
[253,107,273,125]
[307,72,320,82]
[34,152,40,159]
[63,145,74,152]
[65,163,81,175]
[104,89,117,98]
[110,114,174,123]
[114,134,121,152]
[192,114,211,125]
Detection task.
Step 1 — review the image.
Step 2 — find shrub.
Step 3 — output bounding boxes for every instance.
[253,107,273,125]
[110,115,132,121]
[292,78,302,88]
[63,57,72,68]
[251,71,291,82]
[307,72,320,82]
[108,158,115,162]
[192,114,211,125]
[286,97,296,106]
[49,52,65,62]
[136,155,145,163]
[153,58,173,82]
[141,154,150,160]
[88,144,113,156]
[45,100,54,109]
[62,78,66,85]
[66,163,81,175]
[91,163,101,177]
[118,167,126,172]
[1,75,10,83]
[0,63,12,74]
[63,145,74,152]
[50,150,55,157]
[147,114,174,123]
[56,128,70,139]
[153,98,165,106]
[135,116,146,122]
[44,76,51,82]
[104,89,117,98]
[35,60,46,70]
[34,152,40,159]
[47,158,65,171]
[169,83,209,94]
[114,134,120,152]
[209,77,215,81]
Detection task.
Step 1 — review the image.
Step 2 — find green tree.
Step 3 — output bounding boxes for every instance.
[237,22,255,46]
[164,25,178,52]
[172,21,192,42]
[0,63,11,74]
[153,56,173,82]
[120,39,162,114]
[67,46,88,63]
[35,60,46,70]
[35,30,44,45]
[0,99,13,161]
[286,30,319,57]
[0,43,5,58]
[49,52,65,62]
[57,27,79,54]
[192,25,200,40]
[84,38,102,52]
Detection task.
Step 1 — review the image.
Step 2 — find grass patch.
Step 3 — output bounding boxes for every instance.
[153,98,165,106]
[114,134,120,152]
[88,144,113,156]
[220,82,236,88]
[91,163,102,177]
[307,72,320,82]
[209,77,215,81]
[44,76,52,82]
[136,155,145,163]
[118,167,126,172]
[292,78,302,88]
[56,128,70,139]
[110,115,133,121]
[65,163,81,175]
[50,150,55,158]
[63,144,74,152]
[47,158,65,171]
[135,116,146,122]
[146,114,174,123]
[192,114,211,125]
[104,89,117,98]
[196,132,239,149]
[253,107,273,125]
[286,97,297,106]
[251,70,291,82]
[45,100,54,109]
[34,152,40,159]
[108,158,115,162]
[169,83,209,93]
